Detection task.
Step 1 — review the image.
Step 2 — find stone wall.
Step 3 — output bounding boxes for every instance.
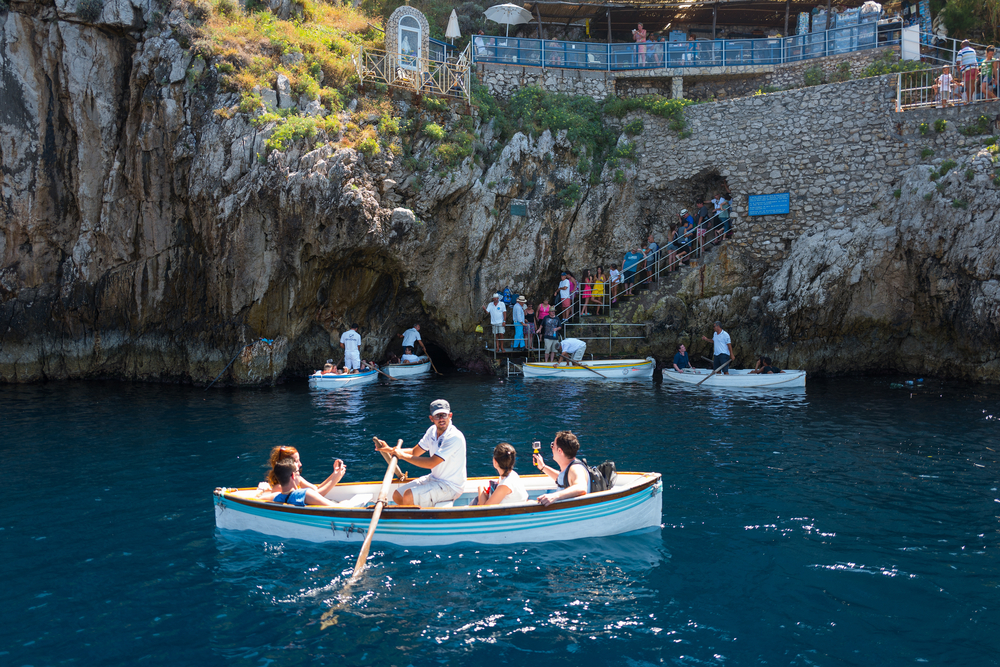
[628,75,998,262]
[482,45,898,102]
[477,63,612,101]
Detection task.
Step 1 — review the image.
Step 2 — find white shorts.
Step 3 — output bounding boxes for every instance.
[397,475,459,507]
[570,345,586,361]
[344,351,360,370]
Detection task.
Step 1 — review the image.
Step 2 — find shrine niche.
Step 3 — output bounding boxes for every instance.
[386,5,430,70]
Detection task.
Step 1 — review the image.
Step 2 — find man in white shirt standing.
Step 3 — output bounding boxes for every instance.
[701,320,734,375]
[376,399,467,506]
[556,272,571,315]
[339,323,362,371]
[557,337,587,363]
[482,293,507,353]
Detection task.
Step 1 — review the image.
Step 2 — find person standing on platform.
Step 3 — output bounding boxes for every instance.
[340,323,362,371]
[483,293,507,353]
[556,272,572,317]
[524,300,537,351]
[701,321,734,375]
[542,310,563,362]
[622,246,643,296]
[512,296,526,349]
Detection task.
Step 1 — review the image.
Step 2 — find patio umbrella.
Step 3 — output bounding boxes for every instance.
[484,3,533,37]
[446,9,461,45]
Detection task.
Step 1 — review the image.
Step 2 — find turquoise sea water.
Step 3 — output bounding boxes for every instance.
[2,376,999,666]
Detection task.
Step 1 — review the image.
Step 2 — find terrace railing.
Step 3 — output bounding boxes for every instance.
[355,44,471,102]
[897,62,1000,111]
[472,22,889,72]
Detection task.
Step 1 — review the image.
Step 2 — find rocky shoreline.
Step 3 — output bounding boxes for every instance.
[2,2,999,384]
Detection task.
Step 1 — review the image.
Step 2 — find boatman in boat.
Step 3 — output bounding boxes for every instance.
[701,321,734,375]
[532,431,590,506]
[398,323,429,358]
[557,338,587,364]
[375,399,467,507]
[340,323,363,372]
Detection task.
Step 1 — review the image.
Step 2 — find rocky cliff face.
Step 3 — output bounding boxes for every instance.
[2,2,999,384]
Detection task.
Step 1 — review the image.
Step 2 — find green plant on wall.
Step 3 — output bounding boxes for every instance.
[919,122,930,136]
[934,118,947,132]
[803,66,825,86]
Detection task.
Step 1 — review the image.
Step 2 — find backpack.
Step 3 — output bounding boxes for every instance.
[579,458,618,493]
[501,286,517,307]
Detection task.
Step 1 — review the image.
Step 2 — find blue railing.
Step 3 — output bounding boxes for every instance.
[473,22,892,71]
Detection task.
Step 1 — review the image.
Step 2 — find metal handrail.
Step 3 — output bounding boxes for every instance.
[355,44,471,102]
[897,61,1000,111]
[472,22,887,72]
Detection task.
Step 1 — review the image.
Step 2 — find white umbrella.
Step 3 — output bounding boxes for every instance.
[446,9,461,44]
[484,3,533,37]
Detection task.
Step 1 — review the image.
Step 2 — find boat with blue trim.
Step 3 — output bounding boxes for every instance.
[307,369,379,388]
[522,357,655,380]
[213,472,662,546]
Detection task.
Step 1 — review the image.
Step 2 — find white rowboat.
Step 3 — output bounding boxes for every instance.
[308,369,379,388]
[522,357,655,380]
[662,368,806,388]
[383,357,432,378]
[214,472,662,546]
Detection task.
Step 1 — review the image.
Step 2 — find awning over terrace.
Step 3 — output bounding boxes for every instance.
[520,0,871,40]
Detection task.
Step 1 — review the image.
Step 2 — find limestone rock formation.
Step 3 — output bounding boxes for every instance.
[2,2,999,384]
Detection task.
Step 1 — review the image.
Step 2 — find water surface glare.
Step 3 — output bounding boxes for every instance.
[2,376,999,665]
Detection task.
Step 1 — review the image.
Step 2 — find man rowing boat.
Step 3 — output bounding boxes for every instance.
[375,399,467,507]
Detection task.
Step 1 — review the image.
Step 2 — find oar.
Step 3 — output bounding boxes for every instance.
[696,359,731,386]
[373,366,399,382]
[373,436,407,482]
[560,354,607,379]
[419,341,443,376]
[352,441,401,579]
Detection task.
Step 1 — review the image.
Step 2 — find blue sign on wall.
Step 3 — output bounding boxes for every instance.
[747,192,791,216]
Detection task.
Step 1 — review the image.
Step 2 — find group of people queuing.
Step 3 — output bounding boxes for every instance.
[933,41,998,106]
[665,194,732,267]
[254,400,595,509]
[482,292,588,363]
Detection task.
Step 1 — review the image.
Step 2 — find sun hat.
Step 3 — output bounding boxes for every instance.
[430,399,451,416]
[680,208,688,214]
[492,292,501,299]
[516,296,526,303]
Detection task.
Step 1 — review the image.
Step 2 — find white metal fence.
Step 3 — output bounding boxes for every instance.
[897,62,999,111]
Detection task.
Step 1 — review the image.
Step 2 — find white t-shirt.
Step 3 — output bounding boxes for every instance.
[558,279,570,299]
[401,353,421,363]
[496,470,529,504]
[418,423,467,494]
[401,328,421,347]
[486,300,506,325]
[340,330,362,354]
[609,269,621,284]
[560,338,586,354]
[712,329,732,356]
[937,72,953,92]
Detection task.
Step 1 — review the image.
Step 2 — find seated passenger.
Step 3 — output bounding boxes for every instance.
[400,347,421,364]
[672,343,691,372]
[474,442,529,506]
[750,355,783,374]
[258,458,341,507]
[532,430,590,506]
[321,359,341,375]
[258,445,346,495]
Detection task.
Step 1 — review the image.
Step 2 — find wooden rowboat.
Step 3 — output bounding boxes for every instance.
[522,357,655,380]
[662,368,806,388]
[307,369,379,389]
[213,472,662,546]
[383,357,432,378]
